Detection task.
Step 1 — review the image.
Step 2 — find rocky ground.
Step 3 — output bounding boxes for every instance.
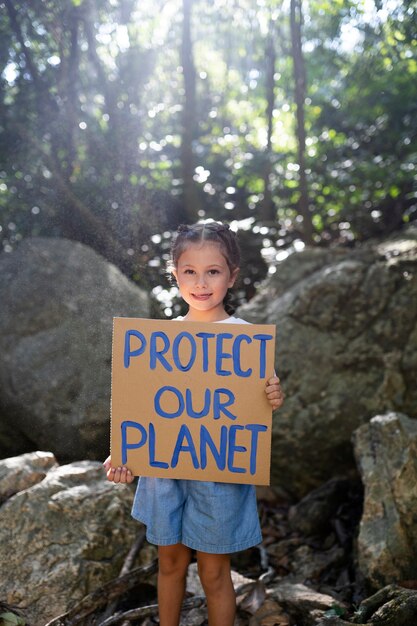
[1,452,417,625]
[9,478,364,625]
[35,478,416,626]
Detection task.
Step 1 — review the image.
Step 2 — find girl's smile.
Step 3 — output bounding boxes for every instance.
[173,242,238,321]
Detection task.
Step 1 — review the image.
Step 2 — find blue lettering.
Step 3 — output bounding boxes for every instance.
[196,332,215,372]
[232,335,252,377]
[213,388,236,420]
[185,388,210,418]
[171,425,200,469]
[124,330,146,369]
[154,386,184,418]
[215,333,233,376]
[245,424,268,475]
[253,334,273,378]
[121,420,147,464]
[149,422,169,468]
[227,425,246,473]
[200,425,227,470]
[150,332,172,371]
[172,332,197,371]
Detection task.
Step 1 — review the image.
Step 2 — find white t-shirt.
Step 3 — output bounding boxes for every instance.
[174,315,250,324]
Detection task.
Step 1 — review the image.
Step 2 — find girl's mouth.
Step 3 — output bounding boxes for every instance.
[192,293,212,300]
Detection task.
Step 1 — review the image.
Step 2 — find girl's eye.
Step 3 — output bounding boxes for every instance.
[208,269,219,275]
[184,269,195,274]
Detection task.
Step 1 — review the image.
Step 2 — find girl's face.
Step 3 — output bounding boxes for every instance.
[173,241,238,321]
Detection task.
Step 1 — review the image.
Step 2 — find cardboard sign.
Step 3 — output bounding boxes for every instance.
[110,317,276,485]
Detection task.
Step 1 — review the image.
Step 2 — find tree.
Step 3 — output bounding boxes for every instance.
[180,0,200,220]
[290,0,314,245]
[1,0,415,313]
[259,15,277,223]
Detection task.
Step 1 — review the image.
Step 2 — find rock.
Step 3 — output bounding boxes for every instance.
[269,581,343,626]
[0,450,57,501]
[185,564,257,624]
[290,544,345,584]
[180,607,206,626]
[0,237,149,462]
[248,598,290,625]
[288,478,352,536]
[186,563,204,596]
[267,538,345,586]
[186,562,254,597]
[0,459,139,625]
[257,485,289,505]
[353,412,417,587]
[238,226,417,495]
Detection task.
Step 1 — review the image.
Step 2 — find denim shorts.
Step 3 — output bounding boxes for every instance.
[131,477,262,554]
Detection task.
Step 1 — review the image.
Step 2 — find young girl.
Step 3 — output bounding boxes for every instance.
[104,221,284,626]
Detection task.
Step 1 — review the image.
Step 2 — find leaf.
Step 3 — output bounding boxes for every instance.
[0,611,26,626]
[323,604,346,618]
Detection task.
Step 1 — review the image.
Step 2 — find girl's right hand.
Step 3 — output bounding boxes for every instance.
[103,455,135,484]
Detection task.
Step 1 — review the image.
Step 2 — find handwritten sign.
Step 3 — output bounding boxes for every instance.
[110,318,276,485]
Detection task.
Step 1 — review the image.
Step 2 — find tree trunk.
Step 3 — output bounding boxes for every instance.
[180,0,200,221]
[63,5,80,180]
[290,0,314,245]
[260,21,276,223]
[4,0,57,118]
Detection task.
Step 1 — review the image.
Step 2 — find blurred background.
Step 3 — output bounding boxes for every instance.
[1,0,416,315]
[1,5,417,622]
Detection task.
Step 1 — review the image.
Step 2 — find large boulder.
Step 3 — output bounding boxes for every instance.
[0,450,57,501]
[239,226,417,495]
[0,237,149,462]
[0,455,141,625]
[353,412,417,588]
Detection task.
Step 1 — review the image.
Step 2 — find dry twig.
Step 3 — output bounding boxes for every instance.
[97,596,206,626]
[44,560,158,626]
[101,529,147,621]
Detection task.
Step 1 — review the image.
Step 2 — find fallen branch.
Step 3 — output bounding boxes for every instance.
[101,529,147,620]
[44,560,158,626]
[316,584,417,626]
[97,595,206,626]
[258,543,276,584]
[352,584,417,625]
[316,617,354,626]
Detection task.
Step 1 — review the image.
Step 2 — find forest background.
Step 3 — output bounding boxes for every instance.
[1,0,416,317]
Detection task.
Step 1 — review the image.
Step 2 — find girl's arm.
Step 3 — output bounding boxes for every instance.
[103,455,134,484]
[265,376,285,410]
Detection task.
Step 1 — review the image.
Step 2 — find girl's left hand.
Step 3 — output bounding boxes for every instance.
[103,455,134,484]
[265,376,285,410]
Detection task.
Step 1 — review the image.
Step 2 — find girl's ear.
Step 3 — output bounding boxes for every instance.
[172,268,178,283]
[228,268,239,288]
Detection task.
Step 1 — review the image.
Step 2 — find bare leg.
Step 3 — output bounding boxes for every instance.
[197,551,235,626]
[158,543,192,626]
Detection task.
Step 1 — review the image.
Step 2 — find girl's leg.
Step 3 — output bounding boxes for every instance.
[157,543,192,626]
[197,551,235,626]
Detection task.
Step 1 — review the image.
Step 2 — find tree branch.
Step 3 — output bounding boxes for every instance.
[44,560,158,626]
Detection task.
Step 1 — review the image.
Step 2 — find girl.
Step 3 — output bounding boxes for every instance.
[104,221,284,626]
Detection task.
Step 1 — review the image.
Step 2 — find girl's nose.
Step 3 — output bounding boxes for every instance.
[196,274,207,288]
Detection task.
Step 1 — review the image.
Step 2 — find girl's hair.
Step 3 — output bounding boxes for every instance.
[170,221,241,272]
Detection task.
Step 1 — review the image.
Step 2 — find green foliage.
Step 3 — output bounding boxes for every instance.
[0,608,26,626]
[323,603,346,618]
[0,0,416,314]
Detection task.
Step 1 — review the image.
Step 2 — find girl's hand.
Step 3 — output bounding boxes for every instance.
[265,376,285,410]
[103,455,134,484]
